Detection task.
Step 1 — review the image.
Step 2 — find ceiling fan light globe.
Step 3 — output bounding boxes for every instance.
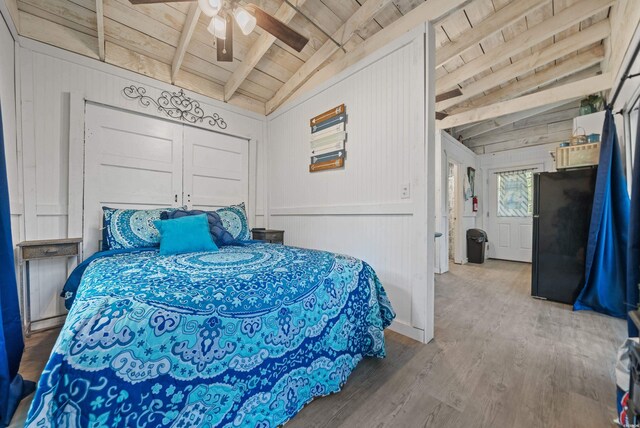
[198,0,220,17]
[211,15,227,40]
[234,7,257,36]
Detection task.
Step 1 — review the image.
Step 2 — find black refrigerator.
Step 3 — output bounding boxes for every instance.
[531,168,597,304]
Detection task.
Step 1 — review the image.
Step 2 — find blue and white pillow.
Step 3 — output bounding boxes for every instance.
[102,207,181,250]
[216,203,250,241]
[160,209,236,247]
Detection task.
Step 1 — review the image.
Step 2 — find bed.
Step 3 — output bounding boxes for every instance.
[25,242,395,427]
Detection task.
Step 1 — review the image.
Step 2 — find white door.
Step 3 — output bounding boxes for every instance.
[488,166,541,262]
[446,161,463,264]
[183,126,249,210]
[84,104,184,256]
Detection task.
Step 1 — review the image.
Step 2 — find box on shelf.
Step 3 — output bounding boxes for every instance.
[556,142,600,169]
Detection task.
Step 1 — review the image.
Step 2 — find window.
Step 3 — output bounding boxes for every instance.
[497,169,533,217]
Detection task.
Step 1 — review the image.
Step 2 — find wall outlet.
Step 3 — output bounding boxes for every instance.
[401,183,410,199]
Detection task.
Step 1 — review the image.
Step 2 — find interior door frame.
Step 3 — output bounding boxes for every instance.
[445,156,465,265]
[487,163,543,262]
[442,150,467,264]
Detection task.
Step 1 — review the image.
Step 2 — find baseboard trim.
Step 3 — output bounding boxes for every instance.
[30,315,66,333]
[388,320,425,343]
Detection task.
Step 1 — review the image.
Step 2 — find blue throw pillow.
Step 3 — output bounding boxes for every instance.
[216,203,250,241]
[160,210,236,247]
[102,206,181,250]
[154,214,218,256]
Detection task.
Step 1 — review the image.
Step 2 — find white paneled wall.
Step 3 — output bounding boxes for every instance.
[267,26,435,342]
[16,40,267,328]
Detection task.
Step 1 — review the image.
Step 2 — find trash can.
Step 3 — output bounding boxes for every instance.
[467,229,488,264]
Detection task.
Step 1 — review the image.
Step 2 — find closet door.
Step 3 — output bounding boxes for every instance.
[84,104,183,255]
[183,125,249,211]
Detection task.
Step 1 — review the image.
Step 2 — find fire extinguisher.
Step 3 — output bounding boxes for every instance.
[473,196,478,212]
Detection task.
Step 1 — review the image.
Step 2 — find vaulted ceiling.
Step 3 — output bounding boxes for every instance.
[4,0,619,125]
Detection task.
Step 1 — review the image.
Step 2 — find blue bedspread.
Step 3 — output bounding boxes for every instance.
[26,243,395,427]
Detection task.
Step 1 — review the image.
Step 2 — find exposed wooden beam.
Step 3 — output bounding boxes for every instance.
[265,0,393,114]
[454,101,574,140]
[436,0,614,93]
[271,0,473,114]
[96,0,105,61]
[436,20,609,111]
[171,2,200,84]
[448,58,603,115]
[438,73,612,128]
[436,0,549,68]
[224,0,307,102]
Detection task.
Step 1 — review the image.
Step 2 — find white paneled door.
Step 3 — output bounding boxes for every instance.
[487,165,542,262]
[183,126,248,211]
[84,103,249,257]
[84,104,184,255]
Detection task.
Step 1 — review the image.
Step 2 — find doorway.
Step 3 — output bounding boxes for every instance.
[447,161,463,264]
[487,165,541,262]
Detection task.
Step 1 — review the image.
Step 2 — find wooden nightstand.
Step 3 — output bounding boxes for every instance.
[251,228,285,244]
[17,238,82,336]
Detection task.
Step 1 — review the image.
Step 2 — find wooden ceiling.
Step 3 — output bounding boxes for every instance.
[4,0,617,120]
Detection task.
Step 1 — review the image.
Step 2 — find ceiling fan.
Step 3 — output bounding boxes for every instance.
[129,0,310,62]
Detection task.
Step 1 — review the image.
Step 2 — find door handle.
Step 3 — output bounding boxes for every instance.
[174,194,178,203]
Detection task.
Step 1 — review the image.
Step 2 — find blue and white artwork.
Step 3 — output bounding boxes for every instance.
[309,105,347,172]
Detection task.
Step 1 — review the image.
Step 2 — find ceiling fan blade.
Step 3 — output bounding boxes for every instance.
[129,0,194,4]
[217,15,234,62]
[435,112,449,121]
[245,4,309,52]
[435,88,463,103]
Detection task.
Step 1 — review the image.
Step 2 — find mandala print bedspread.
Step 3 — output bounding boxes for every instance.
[26,243,395,427]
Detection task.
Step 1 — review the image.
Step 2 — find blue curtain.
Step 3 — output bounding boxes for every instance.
[628,113,640,335]
[0,105,34,427]
[574,108,630,318]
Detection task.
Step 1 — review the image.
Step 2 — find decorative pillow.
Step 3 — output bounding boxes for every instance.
[102,206,180,250]
[154,214,218,256]
[216,203,250,241]
[160,209,236,247]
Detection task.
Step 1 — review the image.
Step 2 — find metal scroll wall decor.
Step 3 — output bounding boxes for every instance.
[309,104,347,172]
[122,85,228,130]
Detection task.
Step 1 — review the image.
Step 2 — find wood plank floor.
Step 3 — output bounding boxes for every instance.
[10,260,625,427]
